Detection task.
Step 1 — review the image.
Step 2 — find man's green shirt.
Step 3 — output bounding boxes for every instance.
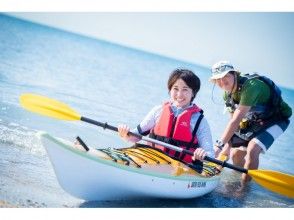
[224,75,292,118]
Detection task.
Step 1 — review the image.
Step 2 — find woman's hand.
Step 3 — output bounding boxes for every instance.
[118,124,130,140]
[192,148,207,161]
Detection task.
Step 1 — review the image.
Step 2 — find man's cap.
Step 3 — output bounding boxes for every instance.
[210,61,235,81]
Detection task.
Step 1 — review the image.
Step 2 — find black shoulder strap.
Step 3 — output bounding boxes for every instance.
[256,75,282,107]
[190,111,204,144]
[178,112,204,161]
[245,72,282,108]
[239,72,260,89]
[241,73,283,119]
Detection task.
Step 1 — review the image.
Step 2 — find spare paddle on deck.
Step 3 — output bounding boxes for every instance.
[20,93,294,198]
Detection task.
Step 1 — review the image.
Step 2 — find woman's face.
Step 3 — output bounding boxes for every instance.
[170,79,193,108]
[215,73,235,92]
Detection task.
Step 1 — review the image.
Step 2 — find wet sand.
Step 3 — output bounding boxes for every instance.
[0,200,17,208]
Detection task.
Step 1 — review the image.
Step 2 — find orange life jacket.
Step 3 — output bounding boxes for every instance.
[149,102,203,163]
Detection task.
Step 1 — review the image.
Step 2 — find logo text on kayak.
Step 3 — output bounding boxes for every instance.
[187,181,206,188]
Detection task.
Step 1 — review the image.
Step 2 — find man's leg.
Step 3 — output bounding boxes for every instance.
[242,140,262,183]
[231,147,247,167]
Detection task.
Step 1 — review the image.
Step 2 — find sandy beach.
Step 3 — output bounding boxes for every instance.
[0,200,17,208]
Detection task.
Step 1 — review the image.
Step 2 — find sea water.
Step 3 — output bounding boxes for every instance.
[0,14,293,207]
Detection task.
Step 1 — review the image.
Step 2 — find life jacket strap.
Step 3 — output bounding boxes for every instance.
[179,112,204,161]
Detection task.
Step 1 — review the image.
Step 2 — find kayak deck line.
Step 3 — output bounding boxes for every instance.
[126,147,172,164]
[99,148,142,168]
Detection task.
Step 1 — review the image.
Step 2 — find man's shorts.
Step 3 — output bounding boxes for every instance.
[231,119,290,153]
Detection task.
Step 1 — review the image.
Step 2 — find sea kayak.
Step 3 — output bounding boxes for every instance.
[39,132,221,201]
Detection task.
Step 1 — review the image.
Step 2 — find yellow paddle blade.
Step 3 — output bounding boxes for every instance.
[20,93,81,121]
[248,169,294,198]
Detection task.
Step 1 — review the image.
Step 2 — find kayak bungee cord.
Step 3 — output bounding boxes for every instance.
[136,147,172,164]
[122,150,149,164]
[123,149,160,164]
[100,148,139,167]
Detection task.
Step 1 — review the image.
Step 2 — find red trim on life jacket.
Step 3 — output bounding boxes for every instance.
[151,102,202,163]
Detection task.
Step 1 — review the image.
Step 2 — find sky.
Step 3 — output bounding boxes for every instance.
[5,8,294,90]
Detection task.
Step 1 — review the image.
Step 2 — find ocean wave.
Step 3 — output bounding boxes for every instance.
[0,119,46,156]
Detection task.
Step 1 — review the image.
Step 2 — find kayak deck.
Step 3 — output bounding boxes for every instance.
[90,144,219,177]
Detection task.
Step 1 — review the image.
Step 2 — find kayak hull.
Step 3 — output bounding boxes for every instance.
[39,132,220,201]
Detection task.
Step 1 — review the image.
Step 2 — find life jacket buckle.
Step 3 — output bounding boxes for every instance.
[239,118,249,130]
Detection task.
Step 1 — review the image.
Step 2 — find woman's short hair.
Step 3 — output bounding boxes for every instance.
[167,69,201,102]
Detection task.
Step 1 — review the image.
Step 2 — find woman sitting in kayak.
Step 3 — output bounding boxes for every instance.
[118,69,214,164]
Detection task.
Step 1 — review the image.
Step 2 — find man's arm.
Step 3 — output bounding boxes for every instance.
[215,105,251,157]
[221,105,251,144]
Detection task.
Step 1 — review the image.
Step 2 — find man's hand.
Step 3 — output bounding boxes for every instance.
[214,140,224,158]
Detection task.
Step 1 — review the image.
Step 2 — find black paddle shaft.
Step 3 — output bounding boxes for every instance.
[81,116,248,174]
[181,148,247,173]
[203,155,248,173]
[81,116,142,139]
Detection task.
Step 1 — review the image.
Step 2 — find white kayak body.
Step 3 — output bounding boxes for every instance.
[39,132,221,201]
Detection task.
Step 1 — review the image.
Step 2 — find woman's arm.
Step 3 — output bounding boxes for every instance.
[195,117,214,158]
[118,105,162,142]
